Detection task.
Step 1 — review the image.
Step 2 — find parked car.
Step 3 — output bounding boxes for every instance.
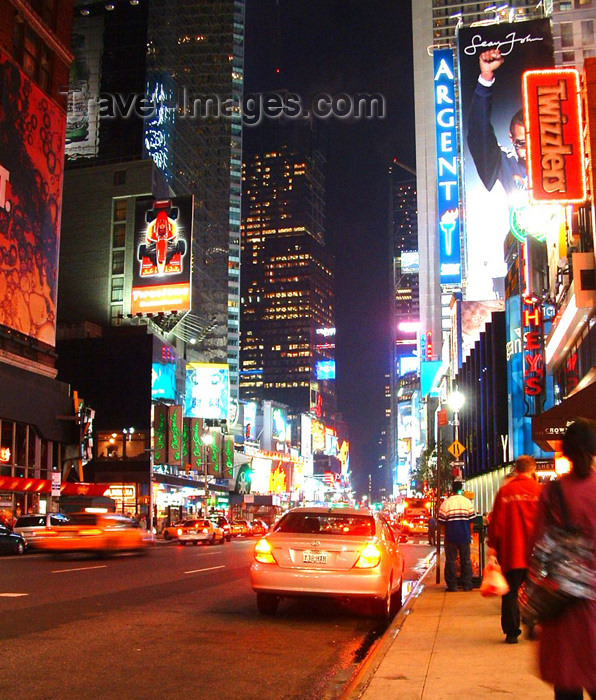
[209,515,232,542]
[0,524,26,555]
[250,507,404,619]
[35,511,150,556]
[175,519,225,546]
[230,519,253,537]
[249,519,268,537]
[14,512,71,549]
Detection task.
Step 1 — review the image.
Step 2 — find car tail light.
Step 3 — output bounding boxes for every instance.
[354,543,382,569]
[254,538,276,564]
[202,528,209,534]
[177,528,183,536]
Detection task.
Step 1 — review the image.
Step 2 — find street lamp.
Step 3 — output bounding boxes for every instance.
[448,390,464,444]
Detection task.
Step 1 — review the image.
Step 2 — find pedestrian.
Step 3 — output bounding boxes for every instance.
[428,515,437,546]
[438,481,475,591]
[487,454,542,644]
[532,418,596,700]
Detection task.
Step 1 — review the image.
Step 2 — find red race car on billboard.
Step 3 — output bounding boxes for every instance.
[137,199,187,277]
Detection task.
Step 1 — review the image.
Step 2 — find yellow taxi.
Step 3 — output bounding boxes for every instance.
[36,510,150,556]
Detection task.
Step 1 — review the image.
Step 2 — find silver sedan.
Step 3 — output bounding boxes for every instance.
[250,507,404,619]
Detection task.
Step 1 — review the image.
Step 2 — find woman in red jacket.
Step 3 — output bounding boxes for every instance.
[533,418,596,700]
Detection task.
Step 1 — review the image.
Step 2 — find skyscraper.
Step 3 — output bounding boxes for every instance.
[240,135,336,424]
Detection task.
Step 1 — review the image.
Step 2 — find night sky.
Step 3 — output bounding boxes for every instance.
[243,1,415,495]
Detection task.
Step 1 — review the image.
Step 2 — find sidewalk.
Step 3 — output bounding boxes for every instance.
[346,565,554,700]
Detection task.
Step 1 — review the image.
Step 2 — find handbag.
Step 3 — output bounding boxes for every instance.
[480,555,510,597]
[519,480,595,625]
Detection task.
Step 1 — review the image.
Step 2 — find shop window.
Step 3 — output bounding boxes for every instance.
[0,420,13,476]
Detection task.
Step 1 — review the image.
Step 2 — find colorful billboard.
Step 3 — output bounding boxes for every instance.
[184,363,229,421]
[458,19,553,300]
[132,196,193,314]
[523,68,586,204]
[0,52,66,347]
[433,48,462,286]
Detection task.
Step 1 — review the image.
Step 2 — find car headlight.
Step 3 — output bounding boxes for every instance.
[354,543,382,569]
[254,538,276,564]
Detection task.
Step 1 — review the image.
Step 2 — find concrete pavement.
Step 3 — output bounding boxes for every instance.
[344,564,556,700]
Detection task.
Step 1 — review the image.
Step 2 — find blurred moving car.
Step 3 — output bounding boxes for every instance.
[209,515,232,542]
[230,519,253,537]
[14,512,71,549]
[249,519,268,537]
[0,523,26,555]
[176,519,225,545]
[402,516,429,535]
[35,511,150,556]
[250,507,404,619]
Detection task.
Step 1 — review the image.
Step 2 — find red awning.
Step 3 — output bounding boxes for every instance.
[0,475,111,497]
[532,379,596,451]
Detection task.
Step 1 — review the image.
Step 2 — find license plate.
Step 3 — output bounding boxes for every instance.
[303,551,327,564]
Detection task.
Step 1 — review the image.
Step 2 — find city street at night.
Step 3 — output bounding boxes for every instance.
[0,539,433,700]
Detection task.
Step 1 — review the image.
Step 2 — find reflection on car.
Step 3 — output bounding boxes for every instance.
[175,519,225,546]
[250,507,404,619]
[0,524,26,555]
[35,510,151,556]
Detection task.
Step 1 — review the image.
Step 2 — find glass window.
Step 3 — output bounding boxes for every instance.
[562,50,576,62]
[582,20,594,46]
[111,276,124,302]
[113,199,127,222]
[561,23,575,48]
[112,250,124,275]
[112,222,126,248]
[111,305,123,326]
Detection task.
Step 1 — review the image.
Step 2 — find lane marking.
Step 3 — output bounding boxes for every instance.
[184,565,225,575]
[0,593,28,597]
[52,565,108,574]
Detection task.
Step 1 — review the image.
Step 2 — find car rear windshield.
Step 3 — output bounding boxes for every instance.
[15,515,46,528]
[273,513,375,537]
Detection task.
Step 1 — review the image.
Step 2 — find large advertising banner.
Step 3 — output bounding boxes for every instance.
[132,195,192,314]
[458,19,553,300]
[0,52,66,346]
[65,16,102,159]
[184,362,229,421]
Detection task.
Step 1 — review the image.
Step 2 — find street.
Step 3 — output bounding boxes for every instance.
[0,538,433,700]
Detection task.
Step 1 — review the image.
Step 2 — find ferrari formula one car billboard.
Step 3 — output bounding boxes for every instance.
[131,195,193,314]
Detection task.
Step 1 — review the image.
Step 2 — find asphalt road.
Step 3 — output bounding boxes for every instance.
[0,537,432,700]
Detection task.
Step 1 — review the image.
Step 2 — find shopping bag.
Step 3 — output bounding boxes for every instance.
[480,556,509,597]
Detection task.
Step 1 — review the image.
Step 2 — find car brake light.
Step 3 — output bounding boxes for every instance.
[177,528,183,536]
[254,538,276,564]
[354,543,382,569]
[202,528,209,534]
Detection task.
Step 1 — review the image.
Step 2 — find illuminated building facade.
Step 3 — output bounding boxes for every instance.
[240,143,336,424]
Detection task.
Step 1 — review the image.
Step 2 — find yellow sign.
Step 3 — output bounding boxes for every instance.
[448,440,465,458]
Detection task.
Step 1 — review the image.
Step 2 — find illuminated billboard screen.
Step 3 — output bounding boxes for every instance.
[132,195,193,314]
[184,363,229,421]
[0,52,66,347]
[400,251,419,274]
[458,19,553,300]
[316,360,336,380]
[399,355,418,376]
[433,48,462,286]
[523,68,586,205]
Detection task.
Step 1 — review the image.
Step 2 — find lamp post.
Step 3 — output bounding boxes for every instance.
[436,406,448,584]
[202,432,212,518]
[449,390,464,445]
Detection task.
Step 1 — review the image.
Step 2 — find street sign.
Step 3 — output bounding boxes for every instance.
[447,440,465,458]
[438,409,448,427]
[51,471,61,497]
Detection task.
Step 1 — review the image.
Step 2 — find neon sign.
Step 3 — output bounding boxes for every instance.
[433,48,462,286]
[0,447,10,462]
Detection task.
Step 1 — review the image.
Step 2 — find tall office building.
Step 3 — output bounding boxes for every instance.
[240,138,336,424]
[62,0,244,403]
[389,172,419,489]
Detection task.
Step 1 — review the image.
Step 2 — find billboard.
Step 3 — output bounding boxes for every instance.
[523,68,586,204]
[184,363,229,421]
[65,16,102,159]
[316,360,336,380]
[131,196,193,314]
[0,52,66,347]
[433,48,462,286]
[458,19,553,300]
